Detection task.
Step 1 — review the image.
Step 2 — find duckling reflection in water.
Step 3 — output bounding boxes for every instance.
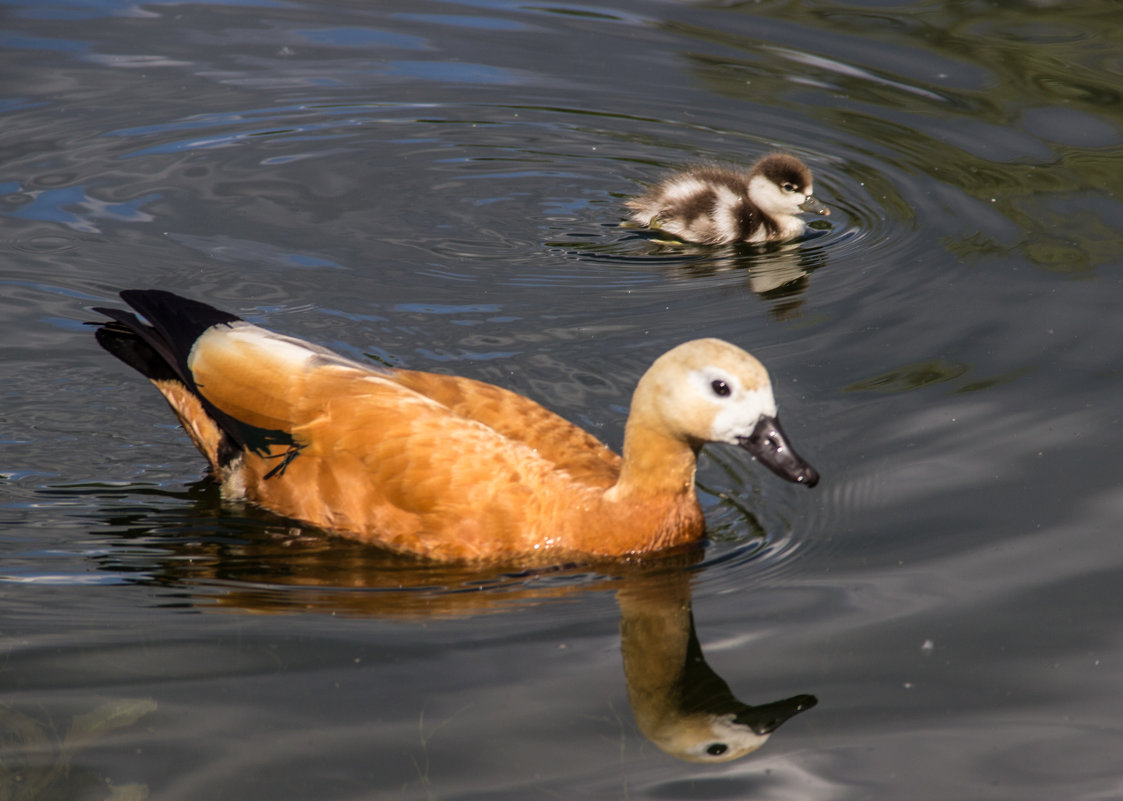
[627,153,830,245]
[618,570,815,762]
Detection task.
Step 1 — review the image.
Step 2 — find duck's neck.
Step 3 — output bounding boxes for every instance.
[617,571,696,739]
[599,419,704,551]
[614,419,698,496]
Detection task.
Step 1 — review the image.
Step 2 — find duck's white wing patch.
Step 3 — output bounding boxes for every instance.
[189,322,385,377]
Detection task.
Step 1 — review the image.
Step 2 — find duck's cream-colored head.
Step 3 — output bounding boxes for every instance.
[747,153,831,221]
[632,338,819,486]
[649,712,774,763]
[642,693,819,763]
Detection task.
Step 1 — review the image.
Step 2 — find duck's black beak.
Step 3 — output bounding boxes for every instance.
[738,415,819,487]
[734,694,818,735]
[800,195,830,216]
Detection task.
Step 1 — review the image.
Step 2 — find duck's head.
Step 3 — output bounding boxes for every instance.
[631,339,819,487]
[747,153,830,220]
[646,696,817,763]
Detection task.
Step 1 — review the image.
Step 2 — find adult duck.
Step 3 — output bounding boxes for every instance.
[93,290,818,562]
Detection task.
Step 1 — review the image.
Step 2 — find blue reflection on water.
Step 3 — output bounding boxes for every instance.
[0,30,89,52]
[394,302,504,314]
[0,184,159,233]
[280,253,345,270]
[0,0,287,21]
[384,60,525,85]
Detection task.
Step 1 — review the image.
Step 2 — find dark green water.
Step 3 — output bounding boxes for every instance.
[2,1,1123,798]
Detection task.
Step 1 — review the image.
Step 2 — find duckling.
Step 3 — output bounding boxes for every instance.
[93,290,818,563]
[626,153,830,245]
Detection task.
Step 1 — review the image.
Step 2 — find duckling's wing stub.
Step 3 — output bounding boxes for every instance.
[738,415,819,487]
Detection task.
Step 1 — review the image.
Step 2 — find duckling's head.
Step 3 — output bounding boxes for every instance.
[748,153,830,220]
[632,339,819,486]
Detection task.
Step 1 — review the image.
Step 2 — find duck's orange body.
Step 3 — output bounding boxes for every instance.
[95,291,817,563]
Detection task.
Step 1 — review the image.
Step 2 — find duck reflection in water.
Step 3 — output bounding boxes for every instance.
[136,525,815,763]
[618,567,816,762]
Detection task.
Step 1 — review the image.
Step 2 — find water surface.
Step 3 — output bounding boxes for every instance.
[3,1,1123,799]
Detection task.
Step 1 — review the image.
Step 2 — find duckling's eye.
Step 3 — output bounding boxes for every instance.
[711,379,731,397]
[706,743,728,756]
[782,182,797,192]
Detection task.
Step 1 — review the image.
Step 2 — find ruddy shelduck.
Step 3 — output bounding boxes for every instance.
[93,290,818,562]
[627,153,830,245]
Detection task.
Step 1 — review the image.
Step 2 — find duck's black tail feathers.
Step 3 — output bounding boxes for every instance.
[93,290,242,388]
[93,290,248,470]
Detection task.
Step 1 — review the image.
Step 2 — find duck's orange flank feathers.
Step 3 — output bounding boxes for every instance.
[229,375,631,560]
[94,290,818,563]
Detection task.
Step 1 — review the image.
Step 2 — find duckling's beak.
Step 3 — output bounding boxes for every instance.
[738,416,820,487]
[799,195,830,216]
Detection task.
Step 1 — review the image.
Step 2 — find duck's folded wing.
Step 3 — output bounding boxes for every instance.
[186,323,373,434]
[391,369,622,487]
[185,325,620,548]
[189,325,620,485]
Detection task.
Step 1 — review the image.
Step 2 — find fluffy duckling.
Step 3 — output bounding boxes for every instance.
[94,290,818,563]
[626,153,830,245]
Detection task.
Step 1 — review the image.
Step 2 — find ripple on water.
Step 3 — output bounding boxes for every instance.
[9,233,80,253]
[27,463,829,620]
[136,97,927,299]
[33,479,628,619]
[518,108,939,312]
[2,88,934,306]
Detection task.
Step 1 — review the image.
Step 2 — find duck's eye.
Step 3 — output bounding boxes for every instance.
[706,743,728,756]
[782,182,797,192]
[711,379,731,397]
